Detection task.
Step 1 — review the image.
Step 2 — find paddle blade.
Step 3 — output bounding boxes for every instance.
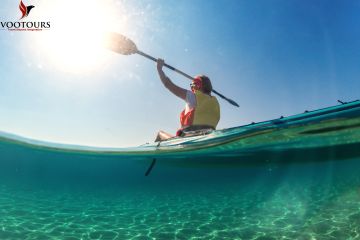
[227,98,240,107]
[104,32,138,55]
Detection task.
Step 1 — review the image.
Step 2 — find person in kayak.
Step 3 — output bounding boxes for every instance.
[155,58,220,142]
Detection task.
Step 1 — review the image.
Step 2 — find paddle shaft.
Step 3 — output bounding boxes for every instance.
[136,50,239,107]
[137,50,193,80]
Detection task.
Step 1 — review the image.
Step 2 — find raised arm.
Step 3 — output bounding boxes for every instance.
[157,59,187,100]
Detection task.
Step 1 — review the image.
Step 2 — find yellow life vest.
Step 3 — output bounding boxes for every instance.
[180,90,220,129]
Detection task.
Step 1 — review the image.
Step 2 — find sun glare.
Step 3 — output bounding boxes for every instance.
[30,0,126,74]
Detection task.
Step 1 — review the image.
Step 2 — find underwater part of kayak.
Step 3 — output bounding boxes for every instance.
[0,100,360,167]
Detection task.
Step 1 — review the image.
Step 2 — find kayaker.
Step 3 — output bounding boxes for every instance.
[155,58,220,142]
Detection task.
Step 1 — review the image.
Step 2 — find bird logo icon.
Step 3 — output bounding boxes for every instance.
[19,0,35,20]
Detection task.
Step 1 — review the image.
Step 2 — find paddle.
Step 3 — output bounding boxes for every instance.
[104,32,239,107]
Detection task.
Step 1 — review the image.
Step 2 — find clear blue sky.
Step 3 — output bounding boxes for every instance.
[0,0,359,147]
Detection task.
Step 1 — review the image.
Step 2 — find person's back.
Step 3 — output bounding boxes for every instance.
[155,59,221,141]
[193,90,220,128]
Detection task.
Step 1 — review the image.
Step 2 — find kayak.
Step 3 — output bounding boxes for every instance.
[0,100,360,167]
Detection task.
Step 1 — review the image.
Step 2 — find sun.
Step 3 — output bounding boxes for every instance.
[29,0,126,74]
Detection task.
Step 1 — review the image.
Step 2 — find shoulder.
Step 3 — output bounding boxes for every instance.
[186,90,197,106]
[186,90,195,98]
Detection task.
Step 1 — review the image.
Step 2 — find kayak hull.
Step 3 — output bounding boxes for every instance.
[0,100,359,168]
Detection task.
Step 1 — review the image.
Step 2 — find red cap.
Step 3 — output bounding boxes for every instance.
[190,76,202,92]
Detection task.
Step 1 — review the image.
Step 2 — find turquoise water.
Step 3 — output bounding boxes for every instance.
[1,158,360,240]
[1,102,360,239]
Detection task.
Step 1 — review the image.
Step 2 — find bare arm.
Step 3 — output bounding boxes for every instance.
[157,59,187,100]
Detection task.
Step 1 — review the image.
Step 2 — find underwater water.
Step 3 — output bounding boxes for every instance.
[1,102,360,240]
[1,141,360,240]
